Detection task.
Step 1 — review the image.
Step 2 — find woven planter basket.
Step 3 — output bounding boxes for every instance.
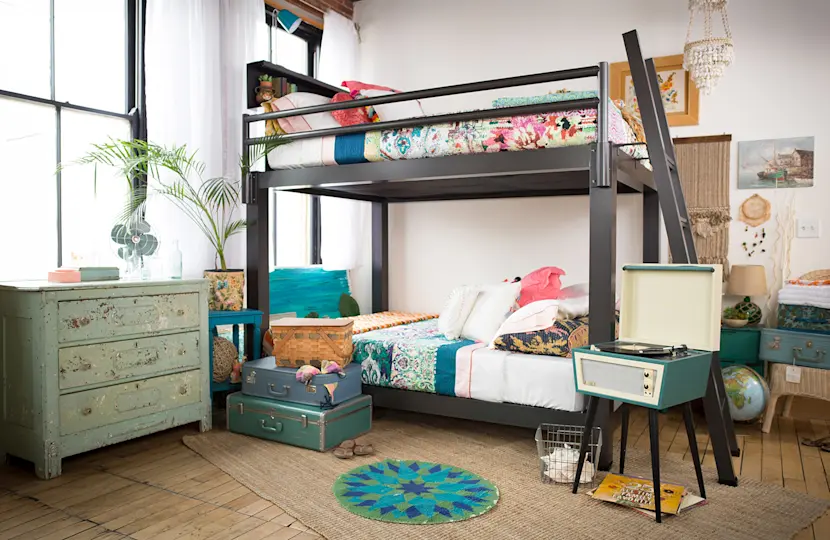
[800,269,830,281]
[270,318,354,368]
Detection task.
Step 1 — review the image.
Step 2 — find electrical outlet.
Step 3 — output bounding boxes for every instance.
[797,217,820,238]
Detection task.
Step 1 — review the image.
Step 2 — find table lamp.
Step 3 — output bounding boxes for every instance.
[726,264,767,325]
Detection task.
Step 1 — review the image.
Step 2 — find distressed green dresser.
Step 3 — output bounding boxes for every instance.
[0,279,212,479]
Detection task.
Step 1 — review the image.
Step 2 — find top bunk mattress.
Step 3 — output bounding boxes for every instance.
[266,99,648,170]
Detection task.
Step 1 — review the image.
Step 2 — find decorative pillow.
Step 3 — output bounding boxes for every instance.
[438,286,481,340]
[268,92,341,134]
[460,281,522,343]
[559,283,589,299]
[491,90,598,109]
[330,92,370,127]
[342,80,425,123]
[361,88,425,122]
[493,312,621,358]
[518,266,566,307]
[490,300,560,346]
[557,296,590,320]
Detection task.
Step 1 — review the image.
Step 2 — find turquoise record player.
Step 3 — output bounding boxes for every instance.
[572,264,723,410]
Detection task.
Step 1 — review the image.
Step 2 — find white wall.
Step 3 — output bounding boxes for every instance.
[353,0,830,313]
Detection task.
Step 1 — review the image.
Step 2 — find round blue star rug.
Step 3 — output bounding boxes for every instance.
[333,459,499,524]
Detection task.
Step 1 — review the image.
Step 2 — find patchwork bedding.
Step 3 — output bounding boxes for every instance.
[267,99,649,170]
[353,319,585,411]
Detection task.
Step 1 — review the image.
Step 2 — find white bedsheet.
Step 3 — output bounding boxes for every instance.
[454,344,583,412]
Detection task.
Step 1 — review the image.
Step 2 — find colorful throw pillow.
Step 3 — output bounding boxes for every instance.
[268,92,340,133]
[518,267,566,308]
[330,92,371,127]
[491,90,598,109]
[342,80,425,123]
[493,312,620,358]
[460,281,522,343]
[438,286,482,340]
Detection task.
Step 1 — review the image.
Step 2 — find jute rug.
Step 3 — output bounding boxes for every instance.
[183,412,828,540]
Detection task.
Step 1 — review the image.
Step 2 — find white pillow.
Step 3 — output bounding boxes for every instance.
[438,286,481,340]
[461,281,522,343]
[490,300,560,346]
[558,296,590,319]
[271,92,341,133]
[362,88,425,121]
[559,283,589,299]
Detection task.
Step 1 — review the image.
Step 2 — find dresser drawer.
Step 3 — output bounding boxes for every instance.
[759,329,830,368]
[59,332,201,390]
[59,370,201,435]
[58,293,200,344]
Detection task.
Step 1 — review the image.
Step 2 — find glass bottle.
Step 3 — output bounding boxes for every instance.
[168,240,182,279]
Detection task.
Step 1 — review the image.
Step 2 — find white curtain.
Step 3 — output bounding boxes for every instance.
[317,10,367,273]
[145,0,265,276]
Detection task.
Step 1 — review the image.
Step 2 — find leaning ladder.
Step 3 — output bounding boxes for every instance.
[623,30,740,486]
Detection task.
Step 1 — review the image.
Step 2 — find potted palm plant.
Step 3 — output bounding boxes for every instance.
[71,137,287,310]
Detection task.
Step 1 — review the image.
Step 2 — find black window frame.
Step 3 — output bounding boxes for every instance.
[0,0,146,268]
[265,8,323,266]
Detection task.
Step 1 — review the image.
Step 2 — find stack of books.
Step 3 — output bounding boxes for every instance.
[48,267,120,283]
[273,77,298,98]
[588,473,707,519]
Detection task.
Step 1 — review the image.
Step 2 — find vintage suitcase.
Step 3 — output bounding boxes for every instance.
[242,357,362,408]
[759,328,830,369]
[269,318,354,368]
[226,392,372,452]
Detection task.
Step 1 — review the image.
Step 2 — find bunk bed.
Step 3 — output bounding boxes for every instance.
[242,31,688,472]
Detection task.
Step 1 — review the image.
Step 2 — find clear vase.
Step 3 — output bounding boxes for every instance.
[167,241,183,279]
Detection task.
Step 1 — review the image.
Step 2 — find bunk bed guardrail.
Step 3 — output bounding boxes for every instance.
[241,63,613,203]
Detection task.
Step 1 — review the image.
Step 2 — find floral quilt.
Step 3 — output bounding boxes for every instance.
[362,100,648,164]
[353,320,473,396]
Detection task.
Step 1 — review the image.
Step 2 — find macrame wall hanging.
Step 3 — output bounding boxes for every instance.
[684,0,734,95]
[671,135,732,279]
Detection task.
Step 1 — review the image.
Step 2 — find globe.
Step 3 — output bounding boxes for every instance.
[722,365,770,422]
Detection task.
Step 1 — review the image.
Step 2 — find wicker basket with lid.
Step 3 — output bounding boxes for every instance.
[270,318,354,368]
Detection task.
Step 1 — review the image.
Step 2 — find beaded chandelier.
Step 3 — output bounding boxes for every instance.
[683,0,734,95]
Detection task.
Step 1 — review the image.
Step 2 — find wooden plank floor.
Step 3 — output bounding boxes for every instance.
[1,409,830,539]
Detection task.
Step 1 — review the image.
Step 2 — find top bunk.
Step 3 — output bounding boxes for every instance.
[242,55,654,204]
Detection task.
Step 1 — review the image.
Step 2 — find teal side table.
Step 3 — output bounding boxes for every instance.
[209,309,264,396]
[720,327,763,376]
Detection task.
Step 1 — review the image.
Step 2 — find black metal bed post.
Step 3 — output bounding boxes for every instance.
[587,61,617,471]
[643,186,660,263]
[243,115,271,335]
[372,202,389,313]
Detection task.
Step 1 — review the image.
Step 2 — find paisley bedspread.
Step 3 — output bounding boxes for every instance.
[353,320,474,396]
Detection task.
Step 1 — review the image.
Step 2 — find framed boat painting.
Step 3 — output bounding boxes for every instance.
[610,54,699,127]
[737,137,815,189]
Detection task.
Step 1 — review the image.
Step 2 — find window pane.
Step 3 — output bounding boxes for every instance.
[0,0,51,98]
[55,0,126,112]
[273,29,308,75]
[60,110,131,268]
[273,192,310,268]
[0,98,57,281]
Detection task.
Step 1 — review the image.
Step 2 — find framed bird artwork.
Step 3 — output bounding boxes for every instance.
[610,54,700,127]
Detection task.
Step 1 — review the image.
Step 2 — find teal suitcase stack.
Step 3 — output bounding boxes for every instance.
[227,392,371,451]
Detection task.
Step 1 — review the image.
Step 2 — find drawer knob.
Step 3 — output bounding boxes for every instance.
[178,348,186,356]
[179,386,188,395]
[177,309,186,316]
[82,407,92,416]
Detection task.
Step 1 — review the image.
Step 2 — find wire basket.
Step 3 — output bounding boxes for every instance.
[534,423,602,487]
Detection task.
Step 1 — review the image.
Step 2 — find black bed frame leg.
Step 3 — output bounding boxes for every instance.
[371,201,389,313]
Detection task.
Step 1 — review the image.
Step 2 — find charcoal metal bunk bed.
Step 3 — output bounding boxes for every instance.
[241,30,739,484]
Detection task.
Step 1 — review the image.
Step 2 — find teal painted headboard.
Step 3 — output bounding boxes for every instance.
[269,267,350,318]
